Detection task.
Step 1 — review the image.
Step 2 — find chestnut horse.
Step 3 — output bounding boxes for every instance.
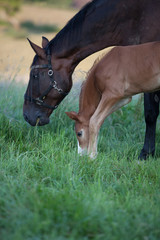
[66,42,160,158]
[23,0,160,160]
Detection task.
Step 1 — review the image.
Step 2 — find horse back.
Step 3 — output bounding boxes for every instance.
[92,42,160,95]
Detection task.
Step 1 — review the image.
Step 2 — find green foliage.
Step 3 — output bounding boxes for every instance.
[3,21,59,39]
[0,0,22,15]
[21,21,59,33]
[0,0,72,39]
[0,77,160,240]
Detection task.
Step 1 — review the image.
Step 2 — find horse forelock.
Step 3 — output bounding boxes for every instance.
[31,55,38,68]
[30,45,48,68]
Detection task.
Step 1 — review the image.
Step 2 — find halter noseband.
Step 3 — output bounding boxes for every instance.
[24,49,68,110]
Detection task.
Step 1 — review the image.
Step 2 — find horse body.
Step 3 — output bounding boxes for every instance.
[23,0,160,159]
[66,42,160,158]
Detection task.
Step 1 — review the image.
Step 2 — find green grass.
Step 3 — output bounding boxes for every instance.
[0,77,160,240]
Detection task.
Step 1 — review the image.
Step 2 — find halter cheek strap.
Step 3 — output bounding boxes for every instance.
[24,49,69,110]
[24,95,59,110]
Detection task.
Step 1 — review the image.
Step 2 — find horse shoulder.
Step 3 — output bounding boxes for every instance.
[93,47,124,92]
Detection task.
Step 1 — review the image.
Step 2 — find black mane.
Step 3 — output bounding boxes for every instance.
[46,0,99,55]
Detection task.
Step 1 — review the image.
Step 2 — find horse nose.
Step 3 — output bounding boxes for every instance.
[23,112,40,126]
[23,112,29,123]
[23,111,49,126]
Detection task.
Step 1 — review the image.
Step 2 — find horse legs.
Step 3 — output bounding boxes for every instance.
[88,96,132,159]
[139,92,160,160]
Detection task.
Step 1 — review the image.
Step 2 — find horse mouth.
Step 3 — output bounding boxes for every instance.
[36,117,50,126]
[23,113,50,126]
[36,118,40,126]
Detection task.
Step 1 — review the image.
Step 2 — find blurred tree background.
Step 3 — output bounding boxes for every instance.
[0,0,72,17]
[0,0,22,15]
[23,0,90,8]
[0,0,90,34]
[24,0,73,8]
[0,0,89,26]
[0,0,90,14]
[0,0,22,29]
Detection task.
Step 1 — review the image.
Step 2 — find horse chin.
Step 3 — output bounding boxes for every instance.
[37,117,50,126]
[23,115,50,126]
[78,142,88,156]
[23,106,50,126]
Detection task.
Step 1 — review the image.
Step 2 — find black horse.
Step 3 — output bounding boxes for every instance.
[23,0,160,160]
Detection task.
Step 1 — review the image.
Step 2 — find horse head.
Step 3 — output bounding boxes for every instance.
[23,37,71,126]
[66,111,89,155]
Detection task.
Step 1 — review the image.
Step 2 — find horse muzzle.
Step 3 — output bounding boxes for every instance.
[23,110,50,126]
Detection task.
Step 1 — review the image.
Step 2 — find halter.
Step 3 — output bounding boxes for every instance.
[24,48,68,110]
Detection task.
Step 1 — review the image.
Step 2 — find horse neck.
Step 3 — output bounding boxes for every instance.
[78,70,100,121]
[49,0,142,72]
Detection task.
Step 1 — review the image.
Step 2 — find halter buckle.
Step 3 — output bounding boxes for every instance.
[51,81,63,93]
[48,69,53,76]
[28,50,67,110]
[35,97,43,105]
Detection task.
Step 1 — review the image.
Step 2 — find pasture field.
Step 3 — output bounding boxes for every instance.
[0,76,160,240]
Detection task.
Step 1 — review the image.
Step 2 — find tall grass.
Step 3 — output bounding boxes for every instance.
[0,76,160,240]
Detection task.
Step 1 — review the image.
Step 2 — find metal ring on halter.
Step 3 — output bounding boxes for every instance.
[48,69,53,76]
[24,49,69,110]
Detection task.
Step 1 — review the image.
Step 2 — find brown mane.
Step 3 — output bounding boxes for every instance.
[80,49,111,105]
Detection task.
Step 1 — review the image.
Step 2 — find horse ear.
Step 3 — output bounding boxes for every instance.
[65,111,79,121]
[42,36,49,48]
[27,38,46,59]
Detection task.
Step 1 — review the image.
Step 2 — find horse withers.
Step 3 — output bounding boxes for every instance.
[66,42,160,158]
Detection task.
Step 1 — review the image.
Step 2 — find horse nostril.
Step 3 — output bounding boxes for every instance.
[36,114,42,121]
[23,113,32,125]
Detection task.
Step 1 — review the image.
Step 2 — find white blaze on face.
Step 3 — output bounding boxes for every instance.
[77,141,87,156]
[76,128,88,156]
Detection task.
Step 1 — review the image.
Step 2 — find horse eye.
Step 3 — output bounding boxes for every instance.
[31,71,38,79]
[77,131,82,137]
[33,74,38,79]
[32,73,38,79]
